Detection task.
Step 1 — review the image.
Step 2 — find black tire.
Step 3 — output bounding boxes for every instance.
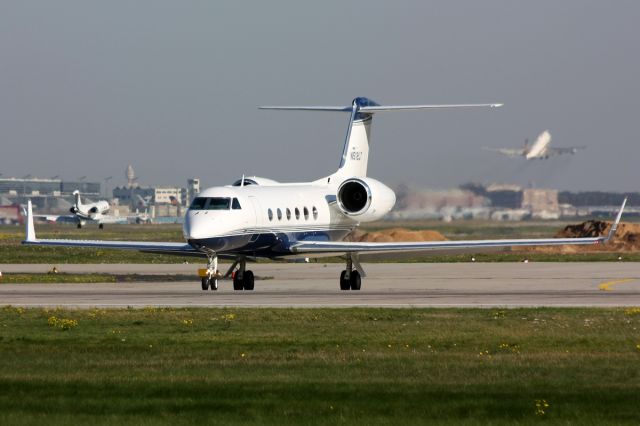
[201,277,209,291]
[77,223,82,229]
[233,273,243,291]
[339,270,350,291]
[211,279,218,291]
[98,224,104,229]
[244,270,255,291]
[350,270,361,291]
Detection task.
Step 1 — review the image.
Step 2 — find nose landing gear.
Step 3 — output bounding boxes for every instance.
[199,254,220,291]
[198,255,255,291]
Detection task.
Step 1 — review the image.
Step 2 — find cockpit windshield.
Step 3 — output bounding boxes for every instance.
[189,197,208,210]
[189,197,231,210]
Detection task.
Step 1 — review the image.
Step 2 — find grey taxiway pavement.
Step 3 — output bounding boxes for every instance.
[1,263,639,308]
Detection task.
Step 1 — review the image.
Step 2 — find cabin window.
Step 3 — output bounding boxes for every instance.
[294,207,300,220]
[303,207,309,220]
[232,198,242,210]
[312,206,318,220]
[286,208,291,220]
[277,208,282,220]
[268,208,273,221]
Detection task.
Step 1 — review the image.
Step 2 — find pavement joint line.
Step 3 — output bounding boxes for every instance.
[599,278,636,292]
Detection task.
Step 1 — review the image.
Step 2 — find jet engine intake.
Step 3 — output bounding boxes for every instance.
[336,177,396,221]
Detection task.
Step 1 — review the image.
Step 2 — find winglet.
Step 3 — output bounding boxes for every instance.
[604,197,627,242]
[25,200,36,242]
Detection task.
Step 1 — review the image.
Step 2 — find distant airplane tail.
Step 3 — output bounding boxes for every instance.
[260,97,502,181]
[70,190,82,213]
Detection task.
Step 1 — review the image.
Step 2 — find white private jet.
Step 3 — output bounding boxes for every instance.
[22,97,626,291]
[483,130,586,160]
[34,190,141,229]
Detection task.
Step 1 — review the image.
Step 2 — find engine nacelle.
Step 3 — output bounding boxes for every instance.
[87,201,109,215]
[336,177,396,221]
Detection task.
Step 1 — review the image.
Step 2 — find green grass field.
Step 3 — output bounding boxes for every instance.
[1,307,639,425]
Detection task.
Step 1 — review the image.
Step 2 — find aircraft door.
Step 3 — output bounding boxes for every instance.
[248,196,262,242]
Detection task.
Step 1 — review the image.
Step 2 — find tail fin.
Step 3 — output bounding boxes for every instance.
[25,200,36,242]
[73,190,81,207]
[337,98,376,178]
[260,97,502,180]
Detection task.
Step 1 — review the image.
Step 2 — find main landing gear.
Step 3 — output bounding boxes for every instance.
[340,255,363,291]
[230,257,254,291]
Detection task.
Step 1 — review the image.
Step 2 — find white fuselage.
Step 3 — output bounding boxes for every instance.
[524,131,552,159]
[75,201,110,219]
[183,178,394,256]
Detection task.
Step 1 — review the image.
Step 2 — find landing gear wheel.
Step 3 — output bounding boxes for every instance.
[201,277,209,291]
[210,279,218,291]
[98,224,104,229]
[350,270,361,291]
[233,273,243,291]
[77,223,82,229]
[243,270,255,291]
[339,270,350,291]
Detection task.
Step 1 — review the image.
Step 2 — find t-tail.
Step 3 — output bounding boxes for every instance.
[260,97,503,180]
[70,190,82,214]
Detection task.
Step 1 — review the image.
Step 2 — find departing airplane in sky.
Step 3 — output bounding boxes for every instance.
[34,190,147,229]
[483,130,586,160]
[23,97,626,291]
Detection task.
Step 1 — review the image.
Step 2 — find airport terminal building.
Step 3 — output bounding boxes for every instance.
[0,177,101,212]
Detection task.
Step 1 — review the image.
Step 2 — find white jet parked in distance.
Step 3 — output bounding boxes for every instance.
[33,190,147,229]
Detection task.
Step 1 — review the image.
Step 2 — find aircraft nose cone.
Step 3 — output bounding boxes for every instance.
[183,214,207,240]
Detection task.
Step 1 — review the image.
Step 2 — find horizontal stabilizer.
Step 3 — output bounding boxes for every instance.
[260,103,503,113]
[359,103,503,112]
[259,106,352,112]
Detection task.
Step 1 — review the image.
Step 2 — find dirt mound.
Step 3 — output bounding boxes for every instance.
[518,220,640,253]
[345,228,447,243]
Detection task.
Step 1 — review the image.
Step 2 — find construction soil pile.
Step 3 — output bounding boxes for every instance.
[518,220,640,253]
[345,228,447,243]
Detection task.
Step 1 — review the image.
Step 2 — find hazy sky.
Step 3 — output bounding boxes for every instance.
[1,1,638,191]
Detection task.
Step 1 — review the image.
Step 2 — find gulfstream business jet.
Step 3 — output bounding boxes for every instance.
[22,97,626,291]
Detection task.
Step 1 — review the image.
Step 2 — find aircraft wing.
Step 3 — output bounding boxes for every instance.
[22,201,199,256]
[546,146,586,156]
[94,215,129,225]
[33,214,79,223]
[482,147,524,158]
[291,199,627,257]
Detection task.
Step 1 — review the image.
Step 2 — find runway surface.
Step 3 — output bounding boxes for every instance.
[1,263,640,308]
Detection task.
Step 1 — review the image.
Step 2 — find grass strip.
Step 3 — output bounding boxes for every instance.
[0,273,274,284]
[0,307,639,424]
